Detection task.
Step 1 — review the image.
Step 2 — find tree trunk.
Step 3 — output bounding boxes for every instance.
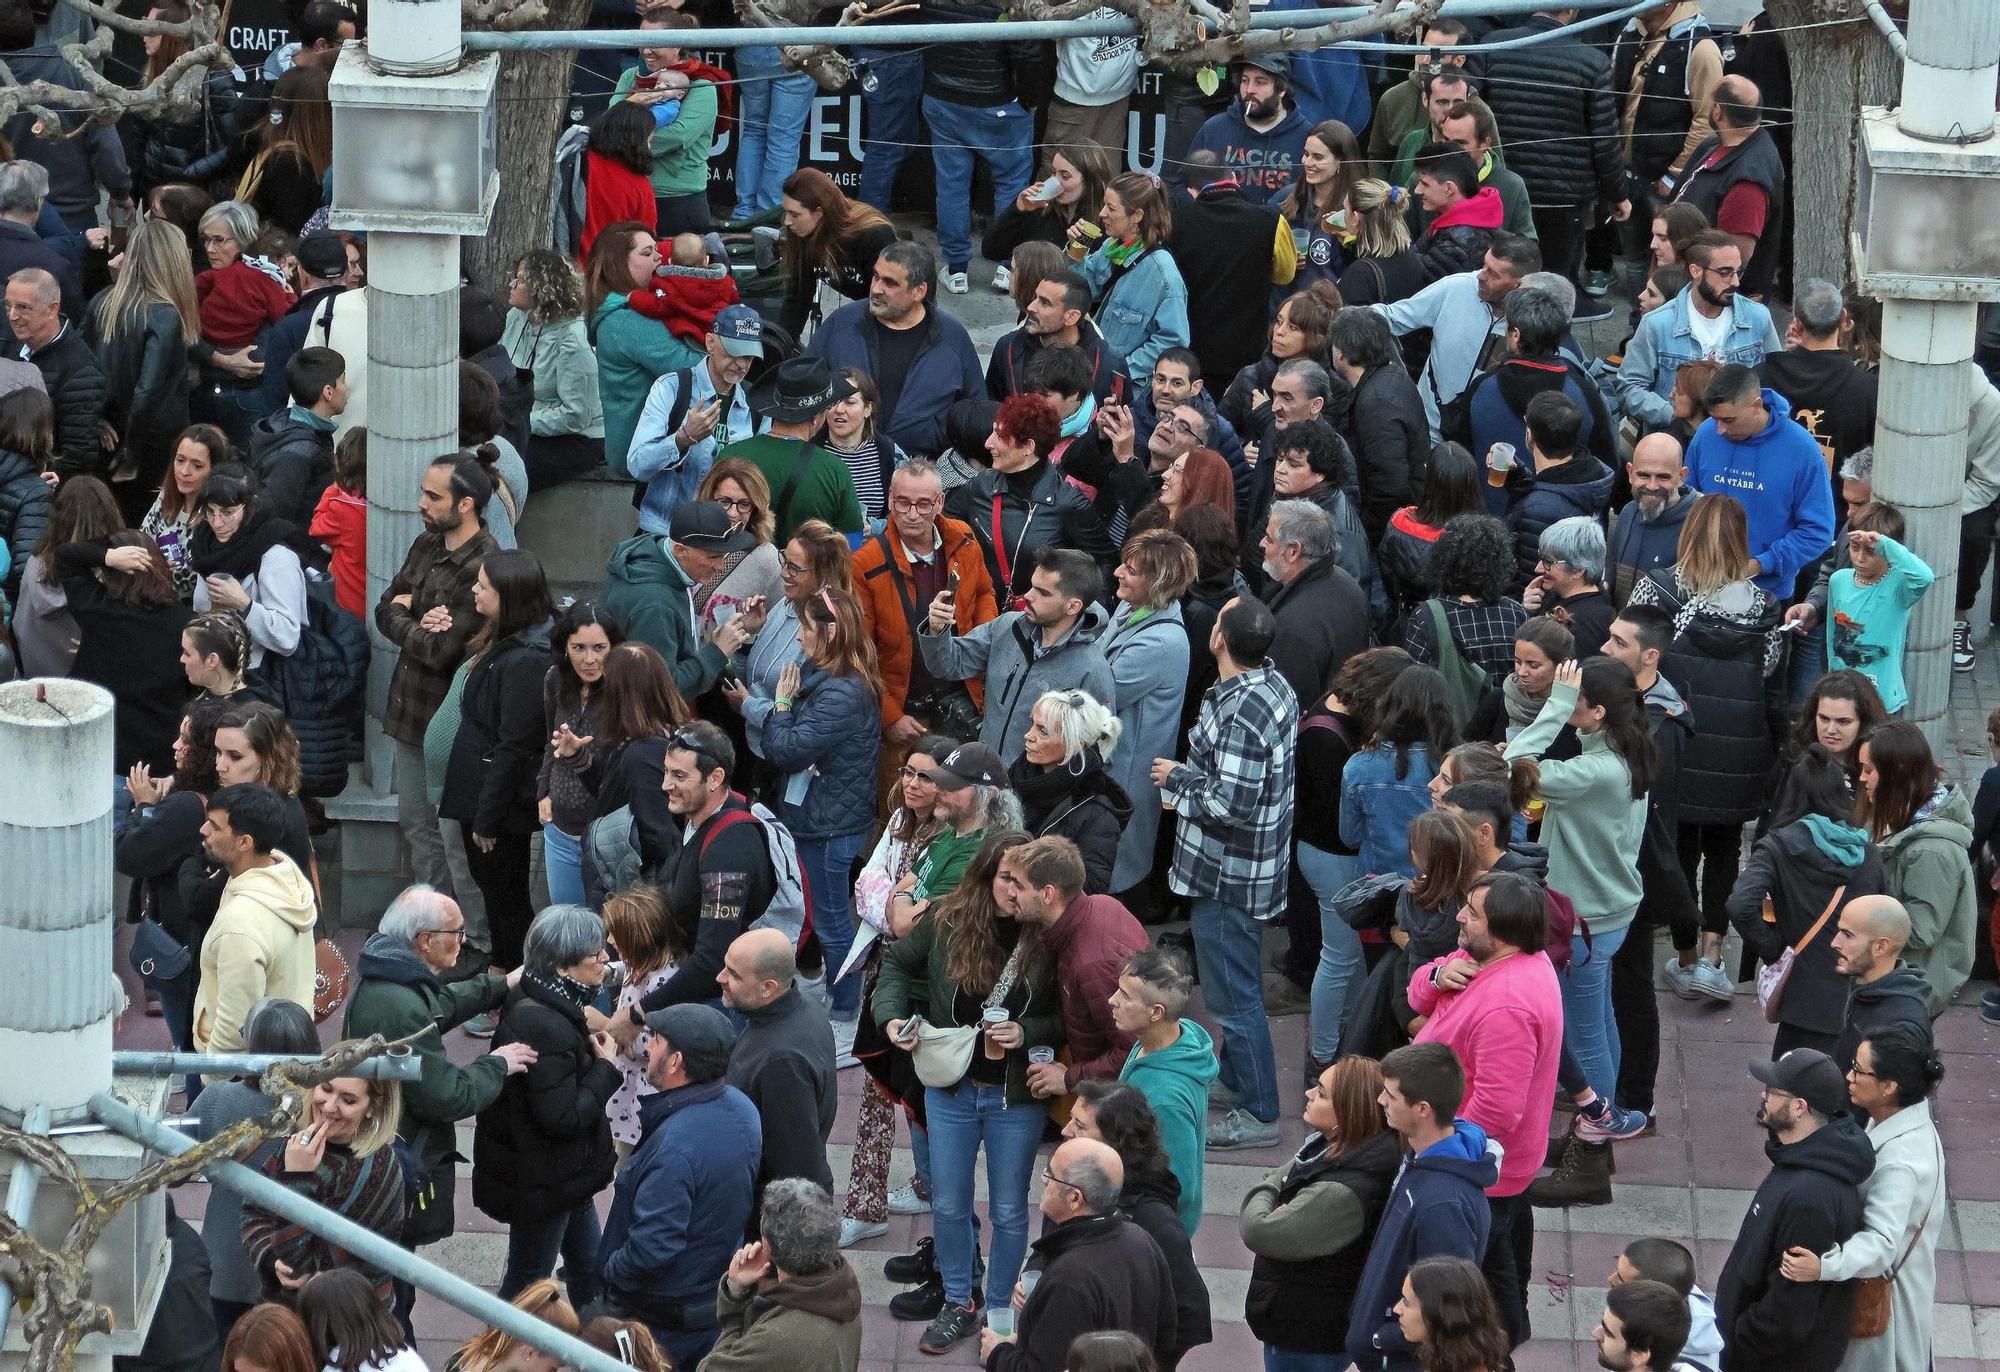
[1770,0,1901,289]
[461,0,593,290]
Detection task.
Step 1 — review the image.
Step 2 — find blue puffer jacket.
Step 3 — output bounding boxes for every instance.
[1490,452,1617,592]
[760,663,883,841]
[1075,244,1191,390]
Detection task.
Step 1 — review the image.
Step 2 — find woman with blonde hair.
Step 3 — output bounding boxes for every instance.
[88,217,201,518]
[778,166,897,338]
[241,65,332,235]
[1337,178,1425,306]
[1009,688,1129,894]
[601,885,684,1155]
[502,247,605,488]
[695,456,784,621]
[450,1279,580,1372]
[1071,171,1189,389]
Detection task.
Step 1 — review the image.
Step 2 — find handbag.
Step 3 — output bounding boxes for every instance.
[1851,1134,1943,1338]
[1756,884,1844,1024]
[909,942,1027,1089]
[129,918,192,983]
[304,849,350,1023]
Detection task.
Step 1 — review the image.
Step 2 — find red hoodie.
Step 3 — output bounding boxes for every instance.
[625,264,741,347]
[1422,184,1504,243]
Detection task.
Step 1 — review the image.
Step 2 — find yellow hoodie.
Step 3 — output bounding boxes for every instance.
[192,851,319,1060]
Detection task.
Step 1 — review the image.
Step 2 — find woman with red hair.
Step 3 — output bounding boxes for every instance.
[1131,446,1237,538]
[944,392,1115,604]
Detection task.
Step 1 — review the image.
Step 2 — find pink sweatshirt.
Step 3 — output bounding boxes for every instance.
[1410,948,1565,1198]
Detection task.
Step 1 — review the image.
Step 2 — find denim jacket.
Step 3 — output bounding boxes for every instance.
[1614,286,1782,429]
[1338,742,1439,879]
[1076,245,1191,391]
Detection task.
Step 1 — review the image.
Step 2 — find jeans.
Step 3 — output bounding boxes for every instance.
[1297,842,1361,1064]
[1561,918,1631,1100]
[731,48,815,219]
[544,821,585,909]
[924,1080,1043,1308]
[501,1200,601,1306]
[922,95,1034,271]
[1190,896,1281,1122]
[855,45,925,211]
[1261,1348,1347,1372]
[798,829,866,1018]
[1786,616,1828,710]
[194,378,267,454]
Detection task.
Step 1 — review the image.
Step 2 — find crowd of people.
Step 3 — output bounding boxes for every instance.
[3,2,1996,1372]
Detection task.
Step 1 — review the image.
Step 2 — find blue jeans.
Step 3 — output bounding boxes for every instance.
[1786,620,1828,710]
[1561,918,1631,1100]
[922,95,1034,271]
[1297,843,1361,1065]
[731,48,816,219]
[501,1200,601,1307]
[543,821,585,910]
[798,829,865,1018]
[1262,1346,1348,1372]
[1190,896,1281,1122]
[924,1080,1043,1308]
[855,45,924,210]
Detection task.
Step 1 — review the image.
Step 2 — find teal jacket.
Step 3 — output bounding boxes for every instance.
[592,294,704,477]
[599,534,730,700]
[1880,785,1977,1015]
[1503,681,1647,928]
[1120,1019,1218,1235]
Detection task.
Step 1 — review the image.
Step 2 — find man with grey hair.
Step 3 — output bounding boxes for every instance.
[6,264,101,478]
[1257,497,1368,707]
[720,928,837,1196]
[0,161,79,323]
[344,885,533,1267]
[1455,283,1616,468]
[979,1137,1175,1372]
[707,1180,863,1372]
[1760,276,1878,477]
[1529,515,1614,654]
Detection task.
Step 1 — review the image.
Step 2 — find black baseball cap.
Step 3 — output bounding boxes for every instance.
[922,743,1007,791]
[298,232,348,281]
[1748,1049,1848,1116]
[668,499,754,555]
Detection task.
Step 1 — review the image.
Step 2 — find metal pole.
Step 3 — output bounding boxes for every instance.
[0,1104,52,1346]
[110,1050,424,1082]
[90,1094,637,1372]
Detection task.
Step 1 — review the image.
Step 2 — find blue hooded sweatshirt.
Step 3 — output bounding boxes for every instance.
[1345,1120,1502,1372]
[1684,388,1837,598]
[1188,101,1312,199]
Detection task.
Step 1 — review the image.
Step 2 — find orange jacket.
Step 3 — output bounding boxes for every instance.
[853,517,998,728]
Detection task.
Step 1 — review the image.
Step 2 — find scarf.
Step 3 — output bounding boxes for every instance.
[692,548,751,615]
[1502,673,1546,730]
[1799,813,1869,868]
[528,970,597,1012]
[1103,236,1144,268]
[1060,392,1096,439]
[187,504,292,582]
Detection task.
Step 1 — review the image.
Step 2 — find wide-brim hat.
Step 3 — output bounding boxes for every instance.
[755,355,857,424]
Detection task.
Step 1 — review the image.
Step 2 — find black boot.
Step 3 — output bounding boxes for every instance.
[1527,1138,1613,1207]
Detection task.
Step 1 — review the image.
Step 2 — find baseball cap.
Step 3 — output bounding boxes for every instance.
[1239,52,1290,81]
[1747,1049,1848,1116]
[642,1002,738,1078]
[922,743,1008,791]
[668,499,754,555]
[297,232,348,281]
[711,304,765,359]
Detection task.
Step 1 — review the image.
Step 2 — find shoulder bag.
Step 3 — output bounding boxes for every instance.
[910,941,1027,1089]
[1756,884,1844,1024]
[1427,599,1488,731]
[1850,1132,1943,1338]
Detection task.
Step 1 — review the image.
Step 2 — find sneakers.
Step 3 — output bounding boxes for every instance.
[839,1216,888,1247]
[942,271,970,295]
[1581,268,1614,297]
[884,1237,937,1285]
[992,264,1012,293]
[1206,1107,1281,1150]
[462,1010,500,1039]
[833,1016,859,1070]
[1571,296,1615,324]
[886,1183,931,1215]
[1527,1138,1614,1207]
[1663,955,1731,1002]
[1575,1104,1651,1143]
[1980,987,2000,1025]
[918,1301,981,1355]
[1955,619,1977,673]
[1262,972,1311,1017]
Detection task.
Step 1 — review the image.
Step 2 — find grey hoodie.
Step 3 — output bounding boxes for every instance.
[918,603,1117,765]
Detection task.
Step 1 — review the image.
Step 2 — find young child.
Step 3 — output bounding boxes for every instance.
[1826,501,1934,715]
[628,230,742,347]
[310,426,368,618]
[645,68,691,126]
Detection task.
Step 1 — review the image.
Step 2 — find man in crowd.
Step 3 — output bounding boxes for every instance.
[1758,278,1877,476]
[1672,75,1785,297]
[1715,1049,1873,1372]
[978,1138,1175,1372]
[598,1002,761,1369]
[1113,947,1216,1235]
[893,742,1021,931]
[1830,894,1934,1070]
[718,928,838,1195]
[0,162,79,322]
[9,265,102,479]
[1153,596,1297,1150]
[1436,101,1536,241]
[996,836,1148,1096]
[627,303,768,536]
[377,453,501,945]
[1617,230,1783,429]
[1367,18,1478,169]
[263,0,357,76]
[1593,1280,1694,1372]
[918,546,1114,765]
[1609,433,1695,604]
[1387,68,1477,188]
[1133,347,1249,468]
[717,356,864,540]
[1327,313,1428,540]
[249,346,346,546]
[258,232,352,412]
[1610,1237,1724,1372]
[1685,363,1837,599]
[191,784,318,1062]
[1457,283,1615,469]
[1346,1042,1501,1372]
[1376,236,1541,436]
[1170,149,1298,387]
[706,1180,864,1372]
[1258,499,1369,708]
[1492,392,1616,592]
[810,241,984,457]
[1409,144,1505,284]
[1189,54,1310,198]
[986,270,1128,405]
[1525,517,1615,652]
[603,500,757,701]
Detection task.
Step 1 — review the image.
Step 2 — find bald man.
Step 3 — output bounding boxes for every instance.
[720,928,837,1193]
[1609,433,1693,606]
[1829,896,1934,1079]
[981,1137,1177,1372]
[1671,74,1786,296]
[7,265,104,480]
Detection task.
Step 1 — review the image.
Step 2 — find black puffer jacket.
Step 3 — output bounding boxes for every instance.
[917,0,1052,110]
[1499,453,1616,591]
[0,445,49,600]
[1480,14,1627,205]
[1344,364,1429,543]
[245,410,334,557]
[1243,1126,1402,1353]
[440,618,555,837]
[1376,508,1442,616]
[945,458,1116,602]
[124,70,244,196]
[32,325,109,482]
[1120,1169,1212,1367]
[781,220,898,339]
[1010,749,1133,895]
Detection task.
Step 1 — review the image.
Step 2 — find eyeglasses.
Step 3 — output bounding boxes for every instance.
[890,497,940,514]
[1703,264,1743,279]
[780,558,810,579]
[200,234,235,248]
[900,765,937,782]
[1160,415,1199,439]
[423,926,467,943]
[1041,1168,1080,1193]
[713,496,755,514]
[1846,1065,1879,1080]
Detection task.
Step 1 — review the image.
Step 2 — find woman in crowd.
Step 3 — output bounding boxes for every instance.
[450,1280,581,1372]
[580,642,691,885]
[1728,743,1884,1058]
[1342,665,1458,880]
[141,424,230,600]
[1104,528,1195,902]
[1071,172,1188,390]
[1350,809,1489,1058]
[1779,1021,1946,1372]
[476,904,622,1306]
[1267,418,1377,609]
[761,584,883,1032]
[692,458,784,626]
[241,1048,407,1301]
[56,525,192,774]
[502,249,605,489]
[221,1301,315,1372]
[875,830,1057,1356]
[1133,446,1235,538]
[1378,442,1481,619]
[442,549,556,970]
[89,217,200,521]
[841,734,951,1246]
[14,470,120,676]
[1857,721,1978,1014]
[822,368,904,527]
[188,465,304,668]
[1394,1257,1510,1372]
[581,102,658,261]
[1401,514,1528,684]
[125,0,244,198]
[150,182,215,274]
[1221,281,1343,440]
[983,142,1115,271]
[1628,495,1785,1002]
[611,8,719,235]
[585,223,699,476]
[1064,1082,1212,1371]
[460,370,531,551]
[197,700,317,911]
[240,66,331,235]
[578,1318,670,1372]
[537,600,622,908]
[602,885,682,1156]
[1650,202,1709,269]
[1466,614,1574,746]
[778,167,898,339]
[1504,658,1654,1104]
[1008,241,1069,321]
[1280,120,1363,290]
[725,517,850,788]
[1665,357,1719,448]
[297,1268,426,1372]
[1335,179,1425,307]
[1791,668,1887,785]
[1636,264,1689,316]
[1241,1055,1402,1372]
[1176,504,1249,737]
[193,201,290,448]
[1068,1334,1157,1372]
[947,395,1111,601]
[0,388,48,601]
[1009,689,1130,895]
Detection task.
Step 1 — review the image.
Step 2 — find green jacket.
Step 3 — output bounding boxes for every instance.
[1880,786,1978,1015]
[612,66,719,199]
[1503,681,1647,928]
[722,434,866,542]
[1394,132,1537,241]
[1119,1018,1218,1236]
[700,1265,864,1372]
[592,295,704,478]
[600,533,730,700]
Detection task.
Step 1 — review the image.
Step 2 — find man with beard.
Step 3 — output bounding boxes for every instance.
[1714,1049,1872,1372]
[986,270,1129,405]
[1608,434,1694,605]
[1827,894,1932,1080]
[1132,347,1253,472]
[1374,234,1542,437]
[1257,499,1369,708]
[1670,76,1786,299]
[1684,363,1837,599]
[1591,1279,1694,1372]
[1616,230,1781,430]
[1189,55,1311,198]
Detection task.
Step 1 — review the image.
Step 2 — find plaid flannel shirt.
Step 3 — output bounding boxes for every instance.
[1164,664,1298,915]
[374,526,500,747]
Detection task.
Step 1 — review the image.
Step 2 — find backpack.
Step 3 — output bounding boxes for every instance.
[586,796,809,947]
[1425,598,1489,731]
[248,572,369,797]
